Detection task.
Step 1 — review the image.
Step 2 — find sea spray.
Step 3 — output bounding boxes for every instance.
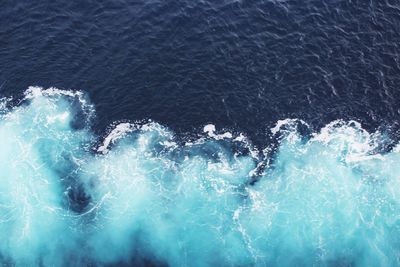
[0,87,399,266]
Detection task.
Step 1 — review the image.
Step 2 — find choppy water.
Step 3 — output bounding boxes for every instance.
[1,0,400,266]
[1,87,400,267]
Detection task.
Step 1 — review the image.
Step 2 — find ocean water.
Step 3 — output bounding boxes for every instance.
[1,0,400,266]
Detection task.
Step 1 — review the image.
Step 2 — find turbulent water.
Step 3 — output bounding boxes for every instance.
[2,0,400,266]
[0,87,399,266]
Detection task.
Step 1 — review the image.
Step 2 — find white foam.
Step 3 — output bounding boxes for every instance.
[203,124,216,136]
[234,133,246,142]
[46,111,70,124]
[160,140,178,149]
[203,124,233,140]
[97,123,134,154]
[24,86,83,99]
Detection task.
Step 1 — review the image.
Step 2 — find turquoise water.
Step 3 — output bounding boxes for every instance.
[1,87,400,266]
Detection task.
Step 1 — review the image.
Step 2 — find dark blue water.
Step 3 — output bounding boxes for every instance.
[2,1,400,266]
[2,0,400,145]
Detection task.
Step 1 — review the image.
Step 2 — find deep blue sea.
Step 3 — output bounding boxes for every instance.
[1,0,400,266]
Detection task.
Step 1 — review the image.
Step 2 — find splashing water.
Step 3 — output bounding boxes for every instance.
[0,87,400,266]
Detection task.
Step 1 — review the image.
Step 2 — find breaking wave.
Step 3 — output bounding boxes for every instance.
[1,87,400,266]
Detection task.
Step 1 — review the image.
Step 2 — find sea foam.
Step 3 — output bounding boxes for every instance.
[0,87,400,266]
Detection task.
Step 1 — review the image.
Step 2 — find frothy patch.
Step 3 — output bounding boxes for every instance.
[0,87,400,266]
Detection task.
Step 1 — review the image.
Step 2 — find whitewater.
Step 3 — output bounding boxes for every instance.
[1,87,400,266]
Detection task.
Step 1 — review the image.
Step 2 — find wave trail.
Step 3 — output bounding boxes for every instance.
[0,87,400,266]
